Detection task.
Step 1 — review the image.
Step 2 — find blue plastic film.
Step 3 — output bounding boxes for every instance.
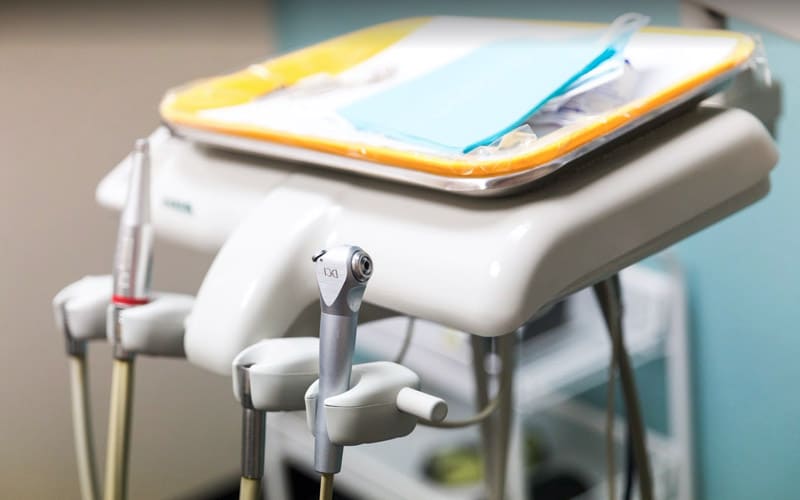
[339,14,647,153]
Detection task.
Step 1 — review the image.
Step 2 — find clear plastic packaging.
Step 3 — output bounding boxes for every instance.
[530,60,640,130]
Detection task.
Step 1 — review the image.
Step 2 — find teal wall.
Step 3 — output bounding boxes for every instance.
[272,2,799,498]
[677,19,800,500]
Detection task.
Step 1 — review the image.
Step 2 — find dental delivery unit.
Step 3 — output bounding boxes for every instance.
[54,13,779,500]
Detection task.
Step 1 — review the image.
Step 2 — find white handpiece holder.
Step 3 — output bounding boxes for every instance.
[305,361,447,446]
[232,337,320,411]
[232,337,320,482]
[53,275,113,353]
[116,293,195,357]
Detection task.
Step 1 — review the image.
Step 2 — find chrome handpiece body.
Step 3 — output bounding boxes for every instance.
[109,139,153,359]
[235,364,266,482]
[104,139,154,500]
[312,245,373,474]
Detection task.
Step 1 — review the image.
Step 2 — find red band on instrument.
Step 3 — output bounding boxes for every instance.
[112,295,150,306]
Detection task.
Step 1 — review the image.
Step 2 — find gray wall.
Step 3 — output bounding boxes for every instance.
[0,2,273,498]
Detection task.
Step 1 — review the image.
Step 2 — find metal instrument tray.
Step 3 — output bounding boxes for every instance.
[161,17,755,197]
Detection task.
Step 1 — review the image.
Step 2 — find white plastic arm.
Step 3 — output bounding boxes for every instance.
[185,188,332,375]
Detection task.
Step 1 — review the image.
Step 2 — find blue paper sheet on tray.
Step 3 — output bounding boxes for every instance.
[339,21,641,153]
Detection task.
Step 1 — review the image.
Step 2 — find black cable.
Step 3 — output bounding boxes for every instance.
[593,275,654,500]
[623,425,635,500]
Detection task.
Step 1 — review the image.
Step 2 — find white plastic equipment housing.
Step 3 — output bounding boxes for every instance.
[232,338,320,412]
[97,106,778,375]
[305,361,446,446]
[53,275,113,342]
[116,293,194,357]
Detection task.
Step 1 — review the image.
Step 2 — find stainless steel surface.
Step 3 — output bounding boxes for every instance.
[487,333,515,500]
[112,140,153,301]
[236,363,267,479]
[108,305,134,361]
[351,250,373,283]
[241,408,266,480]
[171,66,741,197]
[235,363,255,408]
[112,223,153,300]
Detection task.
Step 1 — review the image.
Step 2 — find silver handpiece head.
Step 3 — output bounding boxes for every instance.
[112,138,153,303]
[312,245,372,316]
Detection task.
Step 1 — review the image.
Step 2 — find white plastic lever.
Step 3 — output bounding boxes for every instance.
[305,361,448,446]
[396,387,447,422]
[116,293,194,357]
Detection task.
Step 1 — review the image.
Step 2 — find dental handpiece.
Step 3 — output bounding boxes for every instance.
[104,139,154,500]
[110,139,153,359]
[312,245,373,475]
